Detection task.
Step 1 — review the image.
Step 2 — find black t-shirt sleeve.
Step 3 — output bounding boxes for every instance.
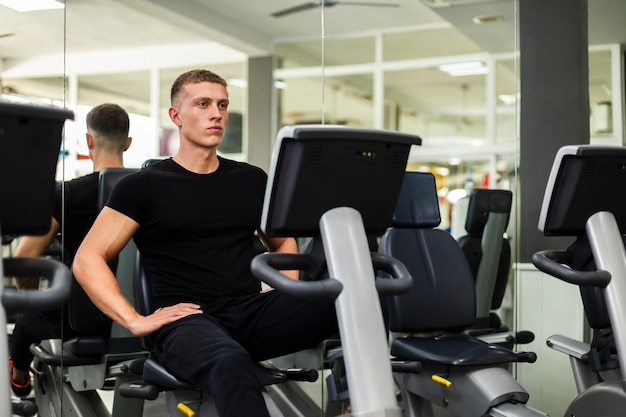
[106,171,149,224]
[51,181,64,224]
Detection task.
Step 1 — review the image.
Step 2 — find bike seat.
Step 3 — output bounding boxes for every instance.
[391,333,536,366]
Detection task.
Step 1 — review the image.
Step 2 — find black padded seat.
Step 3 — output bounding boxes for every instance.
[391,333,524,366]
[143,357,288,392]
[62,335,145,358]
[63,336,108,357]
[67,167,139,337]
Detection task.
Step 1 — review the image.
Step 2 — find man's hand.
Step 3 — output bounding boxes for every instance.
[126,303,203,337]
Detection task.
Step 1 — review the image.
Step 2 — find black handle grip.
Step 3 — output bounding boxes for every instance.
[118,381,161,401]
[513,330,535,345]
[29,343,96,367]
[283,368,319,382]
[391,360,422,374]
[516,351,537,363]
[2,257,72,314]
[251,253,343,299]
[532,250,611,288]
[372,252,413,295]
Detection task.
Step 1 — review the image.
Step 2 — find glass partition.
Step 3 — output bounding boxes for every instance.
[4,0,626,415]
[388,67,488,140]
[0,0,67,412]
[276,36,376,67]
[588,47,623,144]
[273,1,520,352]
[495,59,518,145]
[272,4,520,409]
[0,0,554,414]
[0,6,67,286]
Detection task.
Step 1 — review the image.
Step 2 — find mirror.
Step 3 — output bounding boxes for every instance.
[3,0,624,415]
[0,0,67,410]
[0,0,519,414]
[273,1,520,411]
[274,2,519,334]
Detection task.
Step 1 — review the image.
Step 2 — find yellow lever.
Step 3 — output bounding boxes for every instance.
[177,403,196,417]
[432,374,452,388]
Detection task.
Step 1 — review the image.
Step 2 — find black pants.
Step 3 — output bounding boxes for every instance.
[10,308,76,371]
[154,290,338,417]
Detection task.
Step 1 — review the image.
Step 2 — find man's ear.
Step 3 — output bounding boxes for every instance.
[169,106,182,127]
[124,137,132,152]
[86,133,94,149]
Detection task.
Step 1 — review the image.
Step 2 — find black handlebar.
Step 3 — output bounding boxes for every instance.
[251,253,344,298]
[371,252,413,295]
[2,257,72,314]
[532,250,611,288]
[250,252,412,298]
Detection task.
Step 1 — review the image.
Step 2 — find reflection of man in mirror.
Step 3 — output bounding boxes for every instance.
[8,103,132,398]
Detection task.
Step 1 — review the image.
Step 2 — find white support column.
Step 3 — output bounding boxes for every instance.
[63,73,79,179]
[149,67,161,158]
[610,44,625,145]
[374,33,384,130]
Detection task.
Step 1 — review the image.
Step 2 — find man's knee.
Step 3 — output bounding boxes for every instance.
[211,347,256,376]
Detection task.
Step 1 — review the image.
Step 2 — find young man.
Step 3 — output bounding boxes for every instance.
[9,103,132,397]
[73,69,338,416]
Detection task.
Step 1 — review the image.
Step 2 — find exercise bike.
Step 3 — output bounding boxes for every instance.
[378,170,547,417]
[532,144,626,416]
[251,124,423,417]
[3,258,72,417]
[380,145,626,417]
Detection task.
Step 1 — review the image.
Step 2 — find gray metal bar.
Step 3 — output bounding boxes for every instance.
[320,207,401,417]
[586,211,626,388]
[0,256,11,417]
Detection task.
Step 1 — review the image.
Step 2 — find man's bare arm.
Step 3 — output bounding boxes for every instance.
[258,232,299,280]
[13,217,60,290]
[73,207,202,337]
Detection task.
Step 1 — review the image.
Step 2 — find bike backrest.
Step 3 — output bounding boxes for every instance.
[67,168,138,336]
[380,171,476,333]
[457,189,512,328]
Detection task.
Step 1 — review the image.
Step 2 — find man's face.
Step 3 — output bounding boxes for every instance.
[169,81,230,150]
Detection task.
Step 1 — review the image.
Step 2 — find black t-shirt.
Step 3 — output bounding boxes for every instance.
[52,172,100,267]
[106,157,267,311]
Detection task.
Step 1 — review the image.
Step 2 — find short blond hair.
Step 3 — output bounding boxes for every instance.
[170,69,228,106]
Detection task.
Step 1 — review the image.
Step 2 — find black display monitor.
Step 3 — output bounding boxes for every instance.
[261,124,422,237]
[0,102,74,236]
[538,145,626,236]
